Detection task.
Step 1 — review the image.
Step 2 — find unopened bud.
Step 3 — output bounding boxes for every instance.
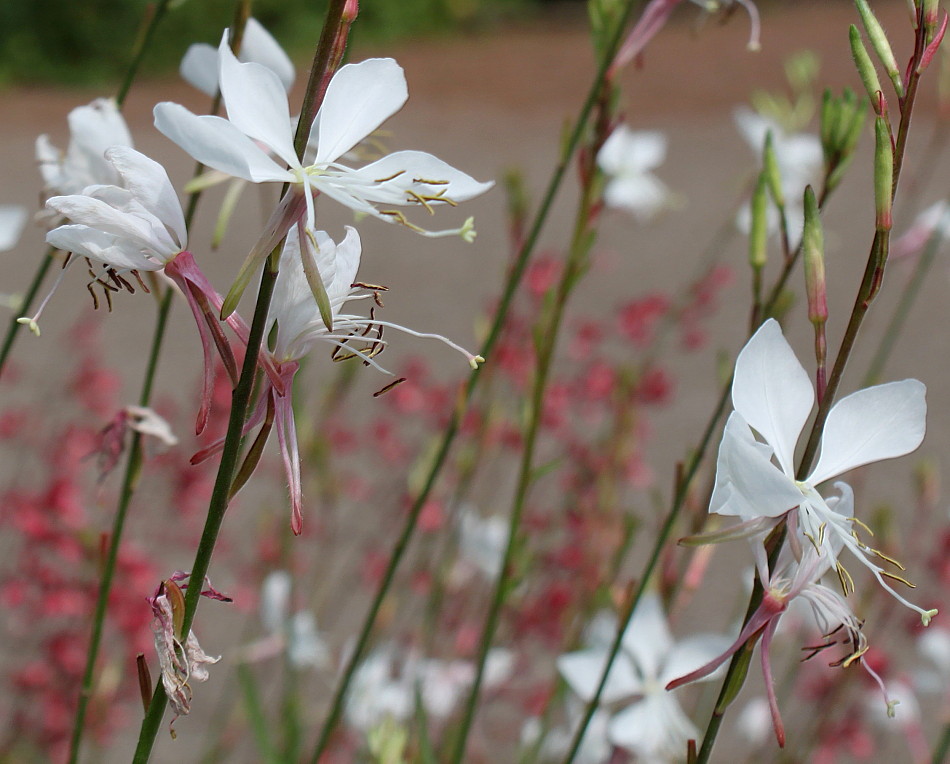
[925,0,940,42]
[821,88,867,196]
[874,116,894,231]
[802,187,827,326]
[749,173,769,270]
[855,0,905,97]
[762,132,784,209]
[850,25,884,103]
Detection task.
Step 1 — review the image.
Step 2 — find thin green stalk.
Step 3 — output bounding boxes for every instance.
[237,663,280,764]
[696,13,930,762]
[450,130,602,762]
[0,247,55,377]
[115,0,173,108]
[306,3,647,759]
[132,2,351,758]
[67,289,174,764]
[933,720,950,764]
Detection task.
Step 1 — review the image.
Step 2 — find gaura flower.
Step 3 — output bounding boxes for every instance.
[557,595,730,762]
[36,98,133,202]
[25,146,280,434]
[154,36,493,314]
[192,225,483,534]
[668,538,895,748]
[709,318,935,624]
[598,126,674,223]
[180,17,294,97]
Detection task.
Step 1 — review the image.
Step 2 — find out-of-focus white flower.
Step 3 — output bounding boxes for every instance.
[734,107,822,242]
[456,506,507,580]
[709,318,934,623]
[597,126,673,222]
[181,17,294,97]
[521,706,613,764]
[0,206,27,251]
[557,594,729,762]
[892,200,950,260]
[915,626,950,695]
[125,405,178,447]
[36,98,133,201]
[256,570,330,669]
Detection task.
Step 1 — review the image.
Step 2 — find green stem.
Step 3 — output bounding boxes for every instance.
[932,720,950,764]
[115,0,173,108]
[0,246,54,378]
[306,3,649,759]
[132,1,351,758]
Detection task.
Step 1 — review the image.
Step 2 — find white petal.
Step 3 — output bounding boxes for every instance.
[217,32,299,167]
[0,206,27,252]
[45,194,165,256]
[732,319,814,477]
[808,379,927,485]
[66,98,134,183]
[241,18,294,91]
[608,693,698,759]
[660,634,733,686]
[620,593,673,681]
[45,224,161,271]
[709,413,805,518]
[320,225,361,305]
[105,147,187,250]
[314,58,408,165]
[344,150,494,205]
[603,174,670,221]
[180,43,220,96]
[154,102,294,183]
[557,648,641,704]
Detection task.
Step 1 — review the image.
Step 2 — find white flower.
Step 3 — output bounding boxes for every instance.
[456,506,507,580]
[597,126,673,222]
[557,594,729,762]
[710,318,934,623]
[36,98,133,200]
[256,571,329,669]
[0,205,27,252]
[521,706,613,764]
[734,107,822,242]
[155,37,491,241]
[181,17,294,97]
[892,200,950,260]
[125,405,178,447]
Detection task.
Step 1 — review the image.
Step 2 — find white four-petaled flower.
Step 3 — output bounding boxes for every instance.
[597,126,674,223]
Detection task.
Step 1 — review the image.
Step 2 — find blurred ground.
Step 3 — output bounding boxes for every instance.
[1,1,949,761]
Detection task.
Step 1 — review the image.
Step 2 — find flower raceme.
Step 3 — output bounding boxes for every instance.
[153,35,494,315]
[708,318,935,623]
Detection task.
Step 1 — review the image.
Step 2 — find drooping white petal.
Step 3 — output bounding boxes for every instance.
[342,150,494,205]
[154,103,294,184]
[313,58,409,165]
[65,98,134,188]
[732,319,814,477]
[557,648,641,704]
[105,147,187,250]
[217,33,300,168]
[607,692,699,760]
[709,413,806,519]
[659,634,733,686]
[45,194,168,258]
[620,592,672,681]
[808,379,927,485]
[45,224,162,272]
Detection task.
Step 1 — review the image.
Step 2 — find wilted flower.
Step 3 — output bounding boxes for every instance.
[597,126,674,222]
[557,595,729,761]
[709,319,935,624]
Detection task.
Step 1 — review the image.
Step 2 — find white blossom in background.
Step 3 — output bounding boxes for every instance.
[0,206,27,252]
[181,17,294,97]
[344,644,513,734]
[557,594,729,762]
[251,571,330,669]
[456,505,508,580]
[892,200,950,260]
[709,319,934,624]
[597,126,674,222]
[35,98,133,202]
[520,706,613,764]
[915,626,950,695]
[734,107,822,242]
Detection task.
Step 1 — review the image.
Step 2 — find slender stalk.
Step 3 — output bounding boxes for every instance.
[306,2,648,758]
[132,2,352,758]
[0,247,55,377]
[695,12,930,762]
[932,720,950,764]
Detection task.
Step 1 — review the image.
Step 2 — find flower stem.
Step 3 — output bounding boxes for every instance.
[932,720,950,764]
[305,2,649,758]
[0,246,54,378]
[131,1,352,758]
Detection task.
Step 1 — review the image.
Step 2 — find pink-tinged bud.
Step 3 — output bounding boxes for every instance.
[850,25,883,103]
[855,0,905,97]
[343,0,359,22]
[874,117,894,231]
[802,187,827,326]
[925,0,941,41]
[918,12,949,74]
